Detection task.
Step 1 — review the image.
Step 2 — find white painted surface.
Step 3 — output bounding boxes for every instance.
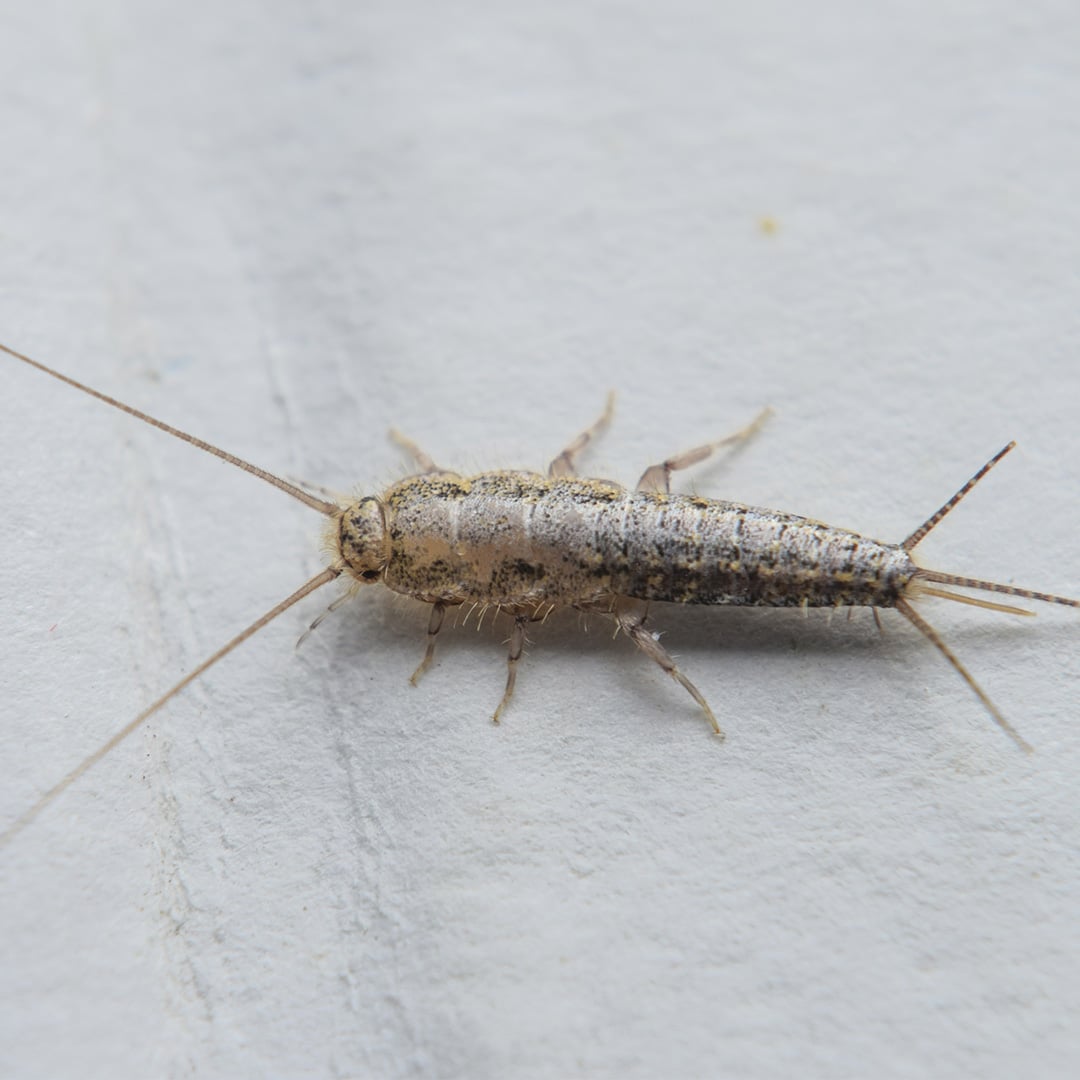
[2,2,1079,1077]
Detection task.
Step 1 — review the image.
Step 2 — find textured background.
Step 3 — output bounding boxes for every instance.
[2,2,1079,1077]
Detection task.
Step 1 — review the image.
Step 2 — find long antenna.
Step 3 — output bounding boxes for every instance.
[903,443,1015,551]
[0,340,339,517]
[895,597,1033,753]
[914,570,1080,610]
[1,566,341,847]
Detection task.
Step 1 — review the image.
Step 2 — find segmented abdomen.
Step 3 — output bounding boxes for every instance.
[607,495,914,606]
[381,471,916,609]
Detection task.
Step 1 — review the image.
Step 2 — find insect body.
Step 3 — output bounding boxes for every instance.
[367,472,914,611]
[347,465,918,728]
[3,340,1078,844]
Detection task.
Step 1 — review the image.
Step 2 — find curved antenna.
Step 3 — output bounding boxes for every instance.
[0,340,338,517]
[1,567,341,848]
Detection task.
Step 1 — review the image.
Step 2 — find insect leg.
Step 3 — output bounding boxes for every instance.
[295,591,353,650]
[616,609,724,737]
[389,429,444,474]
[492,614,530,723]
[410,601,448,685]
[636,406,772,493]
[284,474,342,501]
[548,392,615,477]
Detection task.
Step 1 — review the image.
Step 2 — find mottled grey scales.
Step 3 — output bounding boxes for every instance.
[365,471,915,610]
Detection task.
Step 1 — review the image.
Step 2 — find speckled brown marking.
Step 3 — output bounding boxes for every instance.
[4,341,1080,844]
